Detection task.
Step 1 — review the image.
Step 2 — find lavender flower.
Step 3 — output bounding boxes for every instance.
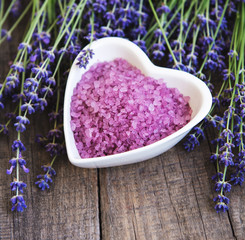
[12,140,26,152]
[213,195,229,213]
[21,103,35,114]
[7,156,29,175]
[31,65,49,78]
[35,165,56,190]
[6,74,20,90]
[0,124,8,134]
[33,32,51,45]
[10,180,27,193]
[10,62,25,73]
[18,42,32,54]
[11,195,27,212]
[76,49,94,69]
[1,29,12,41]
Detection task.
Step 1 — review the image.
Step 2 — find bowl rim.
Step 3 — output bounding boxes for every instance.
[64,37,212,166]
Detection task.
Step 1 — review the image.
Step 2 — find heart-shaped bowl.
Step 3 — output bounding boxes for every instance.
[64,37,212,168]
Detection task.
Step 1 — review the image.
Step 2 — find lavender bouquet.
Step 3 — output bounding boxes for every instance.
[0,0,244,213]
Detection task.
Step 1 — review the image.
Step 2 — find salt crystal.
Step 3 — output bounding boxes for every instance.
[70,58,192,158]
[149,104,154,112]
[94,81,100,88]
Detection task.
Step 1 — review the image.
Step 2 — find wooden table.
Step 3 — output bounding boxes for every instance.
[1,14,245,240]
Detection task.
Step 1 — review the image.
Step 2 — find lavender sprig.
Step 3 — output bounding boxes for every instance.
[212,2,245,212]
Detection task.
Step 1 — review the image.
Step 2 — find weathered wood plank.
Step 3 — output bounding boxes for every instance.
[0,15,100,240]
[99,140,235,240]
[0,114,100,240]
[226,176,245,240]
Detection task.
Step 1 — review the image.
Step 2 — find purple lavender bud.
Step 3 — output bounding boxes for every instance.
[67,44,81,56]
[116,16,131,29]
[213,194,230,205]
[131,25,147,38]
[220,129,234,139]
[24,78,39,89]
[210,153,219,163]
[6,74,19,89]
[45,77,56,87]
[214,181,222,192]
[10,181,27,193]
[12,93,25,102]
[26,91,39,101]
[230,171,244,186]
[16,115,30,125]
[204,59,218,71]
[40,86,53,97]
[48,112,60,121]
[105,11,116,21]
[36,98,48,111]
[47,128,63,138]
[14,122,26,132]
[100,26,113,37]
[30,54,37,62]
[152,49,164,60]
[197,14,207,26]
[157,4,170,15]
[10,62,25,73]
[219,152,234,167]
[43,50,55,62]
[222,69,235,81]
[173,62,187,72]
[1,29,12,41]
[93,0,107,13]
[18,42,32,54]
[35,179,50,190]
[76,49,94,69]
[10,0,21,17]
[113,28,125,37]
[6,165,14,175]
[45,142,63,156]
[212,172,224,182]
[11,195,27,212]
[58,47,67,56]
[214,199,229,213]
[41,165,56,176]
[44,174,53,183]
[133,39,147,53]
[18,157,27,166]
[109,0,121,5]
[0,124,8,134]
[33,32,51,45]
[228,50,239,60]
[183,133,200,151]
[31,66,49,78]
[135,10,148,21]
[21,103,35,114]
[193,127,205,138]
[22,165,29,173]
[12,140,26,152]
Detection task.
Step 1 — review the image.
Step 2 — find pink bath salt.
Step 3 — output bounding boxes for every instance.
[70,58,192,158]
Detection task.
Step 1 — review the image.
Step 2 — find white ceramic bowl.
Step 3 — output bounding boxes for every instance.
[64,37,212,168]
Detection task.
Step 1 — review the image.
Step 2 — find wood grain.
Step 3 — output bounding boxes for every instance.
[1,4,245,240]
[0,114,100,240]
[99,140,236,240]
[0,14,100,240]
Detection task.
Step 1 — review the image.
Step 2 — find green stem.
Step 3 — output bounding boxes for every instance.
[148,0,179,67]
[0,1,32,45]
[198,0,229,73]
[0,0,17,28]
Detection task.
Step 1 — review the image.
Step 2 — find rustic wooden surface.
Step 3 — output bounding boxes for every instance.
[1,12,245,240]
